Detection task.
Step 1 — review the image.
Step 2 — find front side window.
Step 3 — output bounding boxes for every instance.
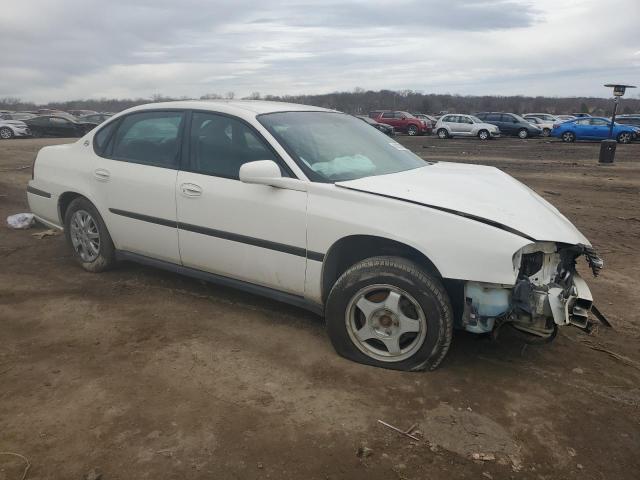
[486,113,502,121]
[259,111,427,183]
[189,112,278,179]
[589,118,609,126]
[111,111,183,168]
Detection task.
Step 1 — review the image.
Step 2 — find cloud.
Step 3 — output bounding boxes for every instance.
[1,0,638,101]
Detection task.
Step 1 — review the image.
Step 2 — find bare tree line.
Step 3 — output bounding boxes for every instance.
[1,88,638,116]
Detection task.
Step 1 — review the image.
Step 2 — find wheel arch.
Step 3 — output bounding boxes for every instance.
[320,234,445,303]
[58,191,103,225]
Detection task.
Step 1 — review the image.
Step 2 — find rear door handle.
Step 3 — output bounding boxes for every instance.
[180,183,202,197]
[94,168,110,181]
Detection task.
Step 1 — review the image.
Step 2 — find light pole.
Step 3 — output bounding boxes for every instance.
[599,83,636,163]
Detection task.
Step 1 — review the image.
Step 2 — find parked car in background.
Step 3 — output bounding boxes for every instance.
[524,113,558,122]
[25,115,98,138]
[475,112,542,138]
[524,117,554,136]
[615,115,640,129]
[1,112,36,121]
[571,113,591,118]
[27,100,602,371]
[68,110,98,118]
[0,119,31,139]
[551,117,639,143]
[78,113,113,124]
[356,115,395,136]
[412,113,437,130]
[374,111,430,136]
[556,115,576,121]
[434,114,500,140]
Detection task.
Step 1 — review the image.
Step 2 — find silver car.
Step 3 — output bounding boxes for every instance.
[0,119,31,139]
[435,114,500,140]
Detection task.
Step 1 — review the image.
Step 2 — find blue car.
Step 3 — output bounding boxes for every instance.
[551,117,639,143]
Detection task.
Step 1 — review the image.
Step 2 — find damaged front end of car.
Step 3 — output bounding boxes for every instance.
[460,242,603,341]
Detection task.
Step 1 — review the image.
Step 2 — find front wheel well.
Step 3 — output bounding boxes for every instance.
[321,235,443,303]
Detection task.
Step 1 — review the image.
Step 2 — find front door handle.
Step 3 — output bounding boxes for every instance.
[181,183,202,197]
[94,168,110,181]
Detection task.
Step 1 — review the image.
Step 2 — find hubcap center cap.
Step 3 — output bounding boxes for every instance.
[372,309,399,336]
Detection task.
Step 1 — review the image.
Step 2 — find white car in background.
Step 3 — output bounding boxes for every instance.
[524,117,554,136]
[27,101,601,371]
[435,114,500,139]
[0,119,30,139]
[524,113,559,123]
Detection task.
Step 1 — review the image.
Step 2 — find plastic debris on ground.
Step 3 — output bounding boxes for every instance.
[6,213,35,229]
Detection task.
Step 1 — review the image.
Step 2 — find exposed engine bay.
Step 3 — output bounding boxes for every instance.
[460,242,603,341]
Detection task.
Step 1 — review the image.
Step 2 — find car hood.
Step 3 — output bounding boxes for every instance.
[336,162,590,245]
[477,122,499,130]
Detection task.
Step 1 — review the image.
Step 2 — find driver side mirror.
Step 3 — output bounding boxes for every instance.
[239,160,307,191]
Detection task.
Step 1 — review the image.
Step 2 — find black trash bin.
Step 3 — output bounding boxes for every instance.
[599,139,617,164]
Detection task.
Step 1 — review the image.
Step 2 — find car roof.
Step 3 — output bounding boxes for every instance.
[121,100,334,119]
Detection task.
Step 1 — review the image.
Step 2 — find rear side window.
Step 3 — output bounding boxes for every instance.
[442,115,456,122]
[188,112,280,180]
[93,121,118,154]
[382,112,394,118]
[486,113,501,121]
[110,111,184,168]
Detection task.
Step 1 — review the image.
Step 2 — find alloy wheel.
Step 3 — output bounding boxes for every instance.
[69,209,101,262]
[618,132,632,144]
[0,127,12,139]
[345,284,427,362]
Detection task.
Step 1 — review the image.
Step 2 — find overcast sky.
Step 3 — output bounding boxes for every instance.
[2,0,639,102]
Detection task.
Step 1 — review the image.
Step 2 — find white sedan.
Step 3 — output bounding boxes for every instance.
[27,101,602,371]
[0,119,30,139]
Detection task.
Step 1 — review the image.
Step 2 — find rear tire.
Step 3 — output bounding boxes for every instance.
[562,131,576,143]
[325,256,453,371]
[542,128,551,136]
[478,129,489,140]
[437,128,449,139]
[617,132,632,144]
[518,128,529,139]
[64,197,116,273]
[0,127,14,139]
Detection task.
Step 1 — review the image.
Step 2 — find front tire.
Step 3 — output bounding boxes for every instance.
[325,257,453,371]
[542,128,551,136]
[0,127,14,139]
[478,129,490,140]
[518,128,529,139]
[437,128,449,139]
[64,197,116,272]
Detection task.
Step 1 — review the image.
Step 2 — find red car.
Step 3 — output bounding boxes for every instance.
[372,111,431,136]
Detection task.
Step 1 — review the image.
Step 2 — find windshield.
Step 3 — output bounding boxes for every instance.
[469,115,482,123]
[258,112,426,182]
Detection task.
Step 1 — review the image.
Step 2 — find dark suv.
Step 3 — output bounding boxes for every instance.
[373,111,430,136]
[475,112,542,139]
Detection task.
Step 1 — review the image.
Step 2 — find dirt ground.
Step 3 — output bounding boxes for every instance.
[1,136,639,480]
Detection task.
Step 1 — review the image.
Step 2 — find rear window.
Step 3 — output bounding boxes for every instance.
[93,120,119,154]
[110,111,184,168]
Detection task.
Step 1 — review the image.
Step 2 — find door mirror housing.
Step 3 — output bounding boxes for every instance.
[239,160,307,191]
